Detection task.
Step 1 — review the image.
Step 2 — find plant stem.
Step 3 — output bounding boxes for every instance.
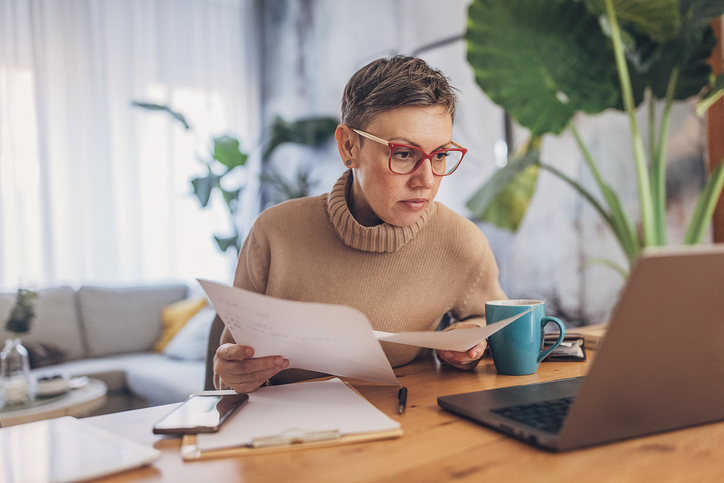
[684,161,724,244]
[570,124,640,261]
[569,124,608,195]
[605,0,655,247]
[538,162,613,228]
[648,90,655,162]
[580,257,629,279]
[651,67,679,246]
[539,160,632,265]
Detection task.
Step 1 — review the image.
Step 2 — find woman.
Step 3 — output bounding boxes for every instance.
[214,56,507,393]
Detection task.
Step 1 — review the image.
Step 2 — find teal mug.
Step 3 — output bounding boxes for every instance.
[486,300,565,376]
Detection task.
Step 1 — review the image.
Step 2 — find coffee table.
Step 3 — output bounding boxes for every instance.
[0,377,107,427]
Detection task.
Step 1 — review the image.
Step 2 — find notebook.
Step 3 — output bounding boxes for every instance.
[0,416,161,482]
[438,245,724,451]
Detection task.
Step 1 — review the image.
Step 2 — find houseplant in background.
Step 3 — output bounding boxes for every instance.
[465,0,724,276]
[1,288,39,406]
[132,102,337,257]
[259,115,340,209]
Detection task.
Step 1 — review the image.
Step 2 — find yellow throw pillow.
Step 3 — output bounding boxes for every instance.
[154,297,208,352]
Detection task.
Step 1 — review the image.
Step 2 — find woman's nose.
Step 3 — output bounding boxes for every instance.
[410,157,435,188]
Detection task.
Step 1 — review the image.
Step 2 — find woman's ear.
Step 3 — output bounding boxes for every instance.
[335,124,358,169]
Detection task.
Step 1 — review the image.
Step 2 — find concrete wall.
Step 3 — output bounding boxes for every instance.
[256,0,708,327]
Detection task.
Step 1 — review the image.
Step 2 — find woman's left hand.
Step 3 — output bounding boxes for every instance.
[436,324,486,370]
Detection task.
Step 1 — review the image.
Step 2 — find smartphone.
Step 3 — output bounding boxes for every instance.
[152,393,249,435]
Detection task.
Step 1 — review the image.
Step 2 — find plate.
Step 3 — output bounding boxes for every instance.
[36,375,69,397]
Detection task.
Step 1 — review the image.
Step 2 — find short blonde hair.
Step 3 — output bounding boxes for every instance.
[341,56,458,130]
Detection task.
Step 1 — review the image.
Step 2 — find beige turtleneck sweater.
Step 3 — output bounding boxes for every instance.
[215,170,506,387]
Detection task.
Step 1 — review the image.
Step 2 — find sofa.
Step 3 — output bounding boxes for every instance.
[0,284,217,414]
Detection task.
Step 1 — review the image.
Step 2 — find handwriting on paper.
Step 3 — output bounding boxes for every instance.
[197,280,400,386]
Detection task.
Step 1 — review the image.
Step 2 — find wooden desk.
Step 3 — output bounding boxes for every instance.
[84,354,724,482]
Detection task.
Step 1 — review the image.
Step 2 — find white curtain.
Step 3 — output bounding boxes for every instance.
[0,0,261,290]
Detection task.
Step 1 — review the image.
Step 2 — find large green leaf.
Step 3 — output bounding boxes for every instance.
[643,26,716,100]
[264,116,338,161]
[213,136,248,171]
[624,0,722,101]
[466,140,541,229]
[480,164,539,231]
[584,0,681,40]
[466,0,619,136]
[679,0,724,30]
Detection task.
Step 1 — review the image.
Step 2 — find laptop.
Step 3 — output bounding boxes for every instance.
[438,245,724,451]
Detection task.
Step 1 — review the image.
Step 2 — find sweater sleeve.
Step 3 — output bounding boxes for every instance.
[233,223,270,294]
[451,227,507,326]
[213,223,271,390]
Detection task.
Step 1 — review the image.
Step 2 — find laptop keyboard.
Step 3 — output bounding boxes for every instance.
[491,397,574,434]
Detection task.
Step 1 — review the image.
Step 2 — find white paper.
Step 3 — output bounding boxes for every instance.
[199,280,532,386]
[198,280,399,386]
[195,378,401,451]
[373,306,535,352]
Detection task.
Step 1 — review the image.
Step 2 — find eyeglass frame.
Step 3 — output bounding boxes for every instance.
[352,129,468,176]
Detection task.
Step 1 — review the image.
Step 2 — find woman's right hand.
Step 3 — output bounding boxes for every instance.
[214,344,289,393]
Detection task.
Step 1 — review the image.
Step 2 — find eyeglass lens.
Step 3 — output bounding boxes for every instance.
[390,145,463,175]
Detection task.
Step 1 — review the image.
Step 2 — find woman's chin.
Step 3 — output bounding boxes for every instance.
[385,212,425,227]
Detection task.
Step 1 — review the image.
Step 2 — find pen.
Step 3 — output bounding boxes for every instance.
[398,386,407,414]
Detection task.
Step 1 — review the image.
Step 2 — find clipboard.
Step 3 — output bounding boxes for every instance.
[180,379,403,460]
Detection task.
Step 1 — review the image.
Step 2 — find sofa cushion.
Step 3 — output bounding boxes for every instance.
[78,285,188,357]
[154,296,208,352]
[163,305,216,361]
[0,286,85,361]
[25,342,67,368]
[119,353,205,405]
[32,353,205,404]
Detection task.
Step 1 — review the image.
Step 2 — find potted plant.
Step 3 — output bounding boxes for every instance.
[465,0,724,276]
[1,288,39,406]
[132,102,338,256]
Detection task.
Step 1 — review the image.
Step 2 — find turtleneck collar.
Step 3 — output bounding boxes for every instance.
[326,170,434,253]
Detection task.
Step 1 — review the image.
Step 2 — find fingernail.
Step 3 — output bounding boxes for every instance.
[244,348,253,357]
[446,352,453,359]
[282,359,289,368]
[274,357,283,365]
[471,351,479,359]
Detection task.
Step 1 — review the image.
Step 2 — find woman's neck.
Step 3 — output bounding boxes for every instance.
[347,177,383,227]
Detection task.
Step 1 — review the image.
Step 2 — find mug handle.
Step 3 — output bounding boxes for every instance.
[537,316,566,363]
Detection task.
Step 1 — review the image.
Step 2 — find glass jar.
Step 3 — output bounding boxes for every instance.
[0,338,36,406]
[0,374,5,409]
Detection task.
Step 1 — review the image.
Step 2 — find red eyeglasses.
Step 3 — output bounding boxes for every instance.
[353,129,467,176]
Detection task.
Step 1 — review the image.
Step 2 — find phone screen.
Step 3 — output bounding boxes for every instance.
[153,393,249,434]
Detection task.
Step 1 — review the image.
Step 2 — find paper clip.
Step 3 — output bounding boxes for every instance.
[250,428,341,448]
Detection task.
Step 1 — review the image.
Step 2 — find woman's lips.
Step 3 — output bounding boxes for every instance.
[400,198,427,211]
